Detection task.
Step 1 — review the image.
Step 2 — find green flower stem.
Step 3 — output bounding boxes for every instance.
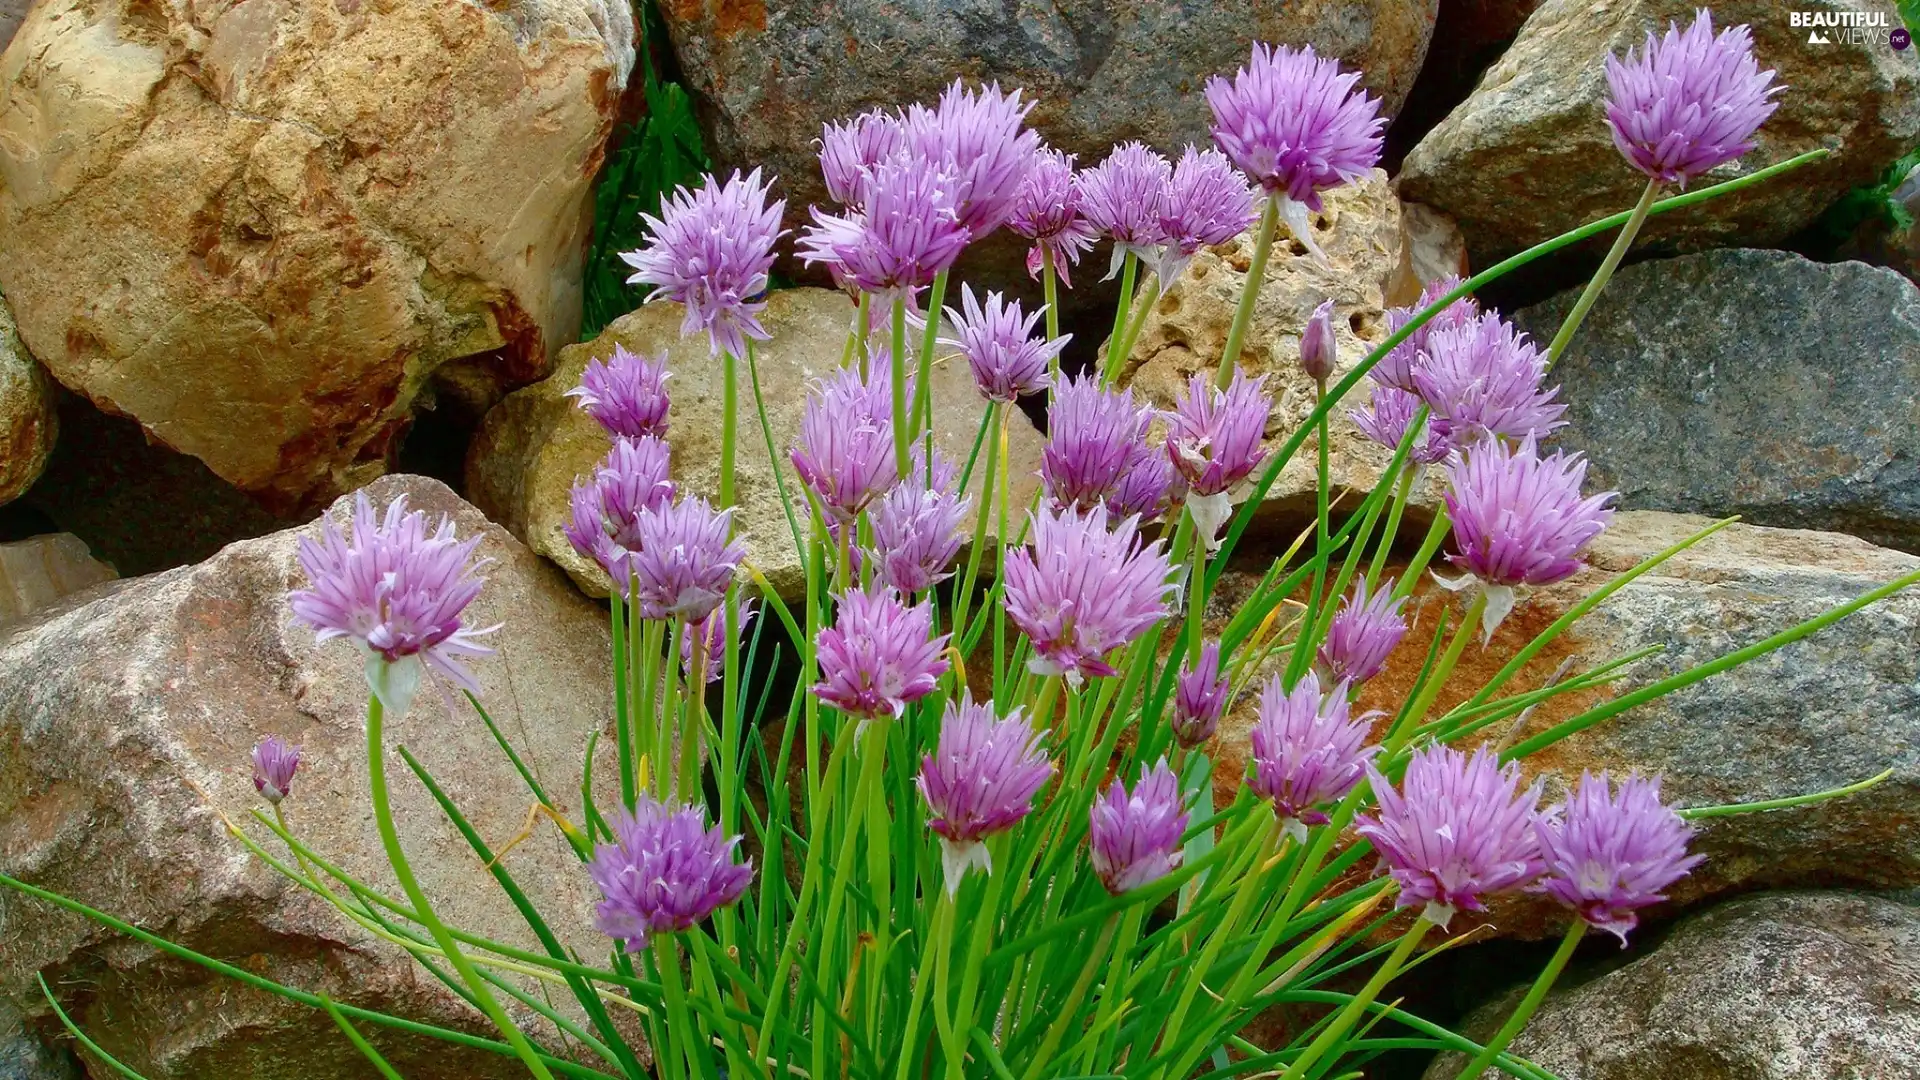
[898,892,953,1080]
[1680,768,1895,819]
[1391,509,1453,604]
[720,348,739,512]
[1453,920,1585,1080]
[1367,459,1421,595]
[611,595,634,807]
[1101,277,1158,383]
[1016,913,1120,1080]
[843,292,870,370]
[812,717,890,1076]
[1546,178,1660,367]
[1105,252,1139,384]
[1388,591,1487,754]
[653,936,701,1080]
[951,401,1003,649]
[1276,915,1434,1080]
[1216,195,1279,388]
[1185,503,1209,666]
[1042,246,1062,367]
[1086,903,1145,1072]
[661,621,684,798]
[685,937,748,1079]
[749,339,807,575]
[637,618,661,790]
[1287,383,1334,683]
[892,296,911,477]
[1154,818,1278,1068]
[950,851,1011,1049]
[681,619,708,803]
[915,269,950,442]
[363,695,558,1080]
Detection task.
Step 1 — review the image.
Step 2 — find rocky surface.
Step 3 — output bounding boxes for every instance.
[1207,511,1920,934]
[1398,0,1920,267]
[468,287,1046,599]
[0,295,52,507]
[1425,891,1920,1080]
[1109,169,1456,530]
[0,0,634,508]
[0,476,617,1079]
[660,0,1438,238]
[0,1010,79,1080]
[0,0,23,55]
[0,534,114,625]
[1513,250,1920,552]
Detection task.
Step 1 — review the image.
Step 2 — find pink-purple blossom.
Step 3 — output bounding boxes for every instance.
[1041,373,1153,513]
[1204,43,1384,210]
[1003,503,1177,683]
[1444,436,1617,590]
[870,451,972,594]
[1349,384,1450,465]
[1373,276,1481,392]
[565,345,671,440]
[1105,449,1184,525]
[1009,146,1099,287]
[1412,313,1566,448]
[819,109,908,206]
[683,595,756,684]
[1165,370,1271,497]
[1089,758,1189,894]
[903,80,1041,238]
[587,795,753,950]
[797,154,970,304]
[1079,142,1171,276]
[811,585,950,721]
[1248,671,1378,836]
[564,436,678,586]
[1156,145,1257,286]
[1604,11,1782,187]
[1316,579,1408,687]
[1171,640,1230,750]
[1535,772,1703,945]
[790,366,902,523]
[1299,299,1337,384]
[919,698,1054,892]
[252,736,301,804]
[625,497,744,623]
[941,285,1068,403]
[621,169,785,358]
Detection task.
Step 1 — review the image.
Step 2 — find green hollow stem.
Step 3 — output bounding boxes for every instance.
[915,270,950,439]
[1546,178,1659,367]
[1680,768,1895,819]
[364,695,557,1080]
[843,292,870,370]
[1017,913,1120,1080]
[1105,252,1139,383]
[1102,276,1159,383]
[1276,916,1434,1080]
[1389,592,1487,753]
[1216,195,1279,387]
[898,893,953,1080]
[653,936,700,1080]
[1042,246,1062,368]
[952,402,1003,644]
[1453,920,1585,1080]
[892,297,911,477]
[611,596,634,807]
[719,348,738,512]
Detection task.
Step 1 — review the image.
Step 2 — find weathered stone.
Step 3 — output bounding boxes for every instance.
[0,0,24,56]
[0,0,634,508]
[1386,202,1470,308]
[1398,0,1920,267]
[1425,891,1920,1080]
[1208,511,1920,935]
[1109,170,1452,532]
[467,287,1046,599]
[0,533,114,625]
[661,0,1437,242]
[1512,250,1920,552]
[0,294,52,507]
[0,476,618,1079]
[0,1007,79,1080]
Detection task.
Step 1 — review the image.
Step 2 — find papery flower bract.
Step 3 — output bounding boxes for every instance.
[1356,744,1546,928]
[1535,772,1703,944]
[565,345,671,440]
[918,698,1054,893]
[1156,145,1257,287]
[1003,503,1177,683]
[1316,578,1408,687]
[1041,373,1153,512]
[627,497,745,623]
[1350,384,1450,465]
[1171,641,1230,750]
[1205,42,1385,210]
[621,169,785,358]
[1089,758,1189,894]
[811,585,950,721]
[1299,298,1337,383]
[588,796,753,951]
[870,450,972,594]
[797,154,970,304]
[1166,369,1271,549]
[1373,275,1481,392]
[291,491,497,714]
[564,436,679,588]
[252,736,301,804]
[683,595,756,684]
[1604,10,1782,188]
[941,285,1068,403]
[790,366,902,522]
[903,80,1041,238]
[1412,312,1566,448]
[1248,671,1377,841]
[1009,146,1099,287]
[819,109,908,206]
[1079,142,1171,278]
[1105,448,1183,525]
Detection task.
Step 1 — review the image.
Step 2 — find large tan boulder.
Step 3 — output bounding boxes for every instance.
[0,0,634,508]
[468,288,1047,600]
[0,475,619,1079]
[0,533,114,625]
[0,292,53,506]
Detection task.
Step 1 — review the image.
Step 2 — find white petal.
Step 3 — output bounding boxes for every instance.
[1187,490,1234,553]
[1277,197,1330,266]
[365,655,423,718]
[938,838,992,897]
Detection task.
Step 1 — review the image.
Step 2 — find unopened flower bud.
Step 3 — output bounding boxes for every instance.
[1300,299,1337,383]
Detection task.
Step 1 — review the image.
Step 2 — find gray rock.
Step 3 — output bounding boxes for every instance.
[0,1006,79,1080]
[0,293,53,507]
[1425,891,1920,1080]
[0,533,114,626]
[0,0,25,58]
[1399,0,1920,268]
[0,476,619,1080]
[1512,249,1920,552]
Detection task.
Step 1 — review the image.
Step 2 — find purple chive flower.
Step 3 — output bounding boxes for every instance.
[1166,369,1271,549]
[1535,772,1703,945]
[588,795,753,951]
[1604,11,1783,188]
[903,80,1041,238]
[1444,435,1617,592]
[1079,142,1171,278]
[621,169,785,358]
[1248,671,1378,841]
[941,285,1069,403]
[1299,299,1337,384]
[870,451,972,594]
[1355,744,1546,928]
[1171,641,1230,750]
[790,366,902,522]
[918,698,1054,893]
[819,109,908,206]
[1009,146,1099,288]
[1089,758,1189,894]
[1373,276,1481,392]
[1349,384,1450,465]
[626,497,745,623]
[563,436,678,585]
[1317,579,1408,688]
[1155,145,1257,287]
[291,491,497,712]
[565,345,671,440]
[1105,448,1184,525]
[1412,313,1566,448]
[1041,373,1153,512]
[1003,503,1177,684]
[252,736,301,804]
[797,153,971,305]
[811,585,951,721]
[1205,43,1385,210]
[683,595,756,684]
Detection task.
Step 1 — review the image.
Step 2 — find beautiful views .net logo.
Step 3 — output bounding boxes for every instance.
[1789,10,1909,48]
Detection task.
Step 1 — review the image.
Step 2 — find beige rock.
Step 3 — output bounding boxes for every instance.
[0,475,621,1079]
[1107,170,1452,532]
[0,533,114,624]
[467,287,1047,600]
[0,292,53,505]
[0,0,634,508]
[1386,202,1470,308]
[1398,0,1920,266]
